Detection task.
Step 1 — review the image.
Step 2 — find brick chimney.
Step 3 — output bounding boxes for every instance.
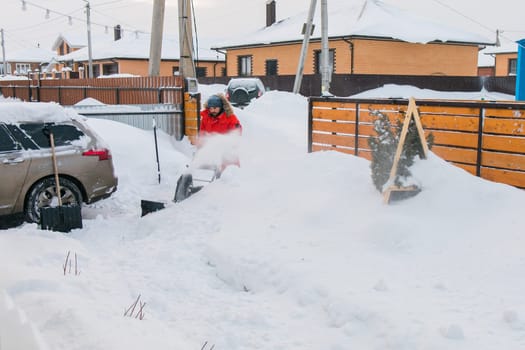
[266,0,276,27]
[114,25,122,41]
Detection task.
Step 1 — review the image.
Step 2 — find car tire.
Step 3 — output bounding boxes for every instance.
[25,177,82,223]
[231,88,250,106]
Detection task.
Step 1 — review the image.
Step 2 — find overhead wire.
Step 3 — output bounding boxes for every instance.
[7,0,152,41]
[428,0,495,33]
[427,0,523,48]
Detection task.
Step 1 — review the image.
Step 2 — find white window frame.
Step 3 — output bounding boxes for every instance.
[15,63,31,75]
[238,56,252,77]
[509,58,517,76]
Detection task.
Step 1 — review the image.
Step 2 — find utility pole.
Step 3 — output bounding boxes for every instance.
[149,0,165,76]
[1,29,6,75]
[293,0,317,94]
[84,0,94,78]
[320,0,332,96]
[178,0,195,78]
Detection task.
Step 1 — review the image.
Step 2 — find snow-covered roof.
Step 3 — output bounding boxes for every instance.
[214,0,493,49]
[51,31,116,51]
[6,47,56,63]
[52,33,88,51]
[56,35,224,62]
[482,42,518,55]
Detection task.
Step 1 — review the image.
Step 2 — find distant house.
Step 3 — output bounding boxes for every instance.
[1,46,56,75]
[480,43,518,77]
[213,0,494,77]
[52,32,99,57]
[477,49,495,76]
[54,27,225,79]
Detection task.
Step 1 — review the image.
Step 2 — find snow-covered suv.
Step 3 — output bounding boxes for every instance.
[225,78,266,107]
[0,102,117,228]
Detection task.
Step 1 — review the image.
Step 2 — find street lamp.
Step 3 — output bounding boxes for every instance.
[83,0,94,78]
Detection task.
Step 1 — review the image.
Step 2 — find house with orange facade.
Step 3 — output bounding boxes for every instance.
[54,28,225,79]
[214,0,494,78]
[480,43,518,77]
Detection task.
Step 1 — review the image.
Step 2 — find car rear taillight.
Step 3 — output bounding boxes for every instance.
[225,92,230,100]
[258,90,263,97]
[82,148,111,161]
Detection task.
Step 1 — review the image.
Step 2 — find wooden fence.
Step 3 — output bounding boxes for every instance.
[0,76,185,105]
[309,97,525,188]
[199,74,516,97]
[0,76,203,139]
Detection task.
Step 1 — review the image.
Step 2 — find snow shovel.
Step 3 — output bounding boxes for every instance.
[40,127,82,233]
[139,119,166,217]
[140,199,165,217]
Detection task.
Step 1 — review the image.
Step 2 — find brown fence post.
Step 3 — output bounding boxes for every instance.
[355,103,360,156]
[28,80,32,102]
[307,98,313,153]
[475,107,484,177]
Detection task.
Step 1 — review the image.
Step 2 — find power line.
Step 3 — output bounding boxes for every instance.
[427,0,524,47]
[90,8,147,35]
[428,0,496,33]
[8,8,80,33]
[13,0,150,39]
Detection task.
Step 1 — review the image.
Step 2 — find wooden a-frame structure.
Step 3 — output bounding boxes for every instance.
[383,97,429,204]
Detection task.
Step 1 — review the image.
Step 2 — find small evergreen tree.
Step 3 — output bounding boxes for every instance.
[368,109,433,193]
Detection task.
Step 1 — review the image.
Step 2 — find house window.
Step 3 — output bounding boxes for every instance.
[238,55,252,76]
[92,64,100,78]
[314,49,335,74]
[195,67,207,78]
[172,66,179,75]
[509,58,517,75]
[15,63,31,75]
[102,63,118,76]
[265,59,278,76]
[0,63,11,75]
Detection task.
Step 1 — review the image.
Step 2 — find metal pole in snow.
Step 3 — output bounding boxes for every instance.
[84,1,94,78]
[153,118,161,184]
[293,0,317,94]
[1,29,6,75]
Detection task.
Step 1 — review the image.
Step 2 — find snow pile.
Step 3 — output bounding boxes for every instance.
[0,85,524,350]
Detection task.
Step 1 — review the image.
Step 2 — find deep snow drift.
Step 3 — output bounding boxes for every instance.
[1,85,524,350]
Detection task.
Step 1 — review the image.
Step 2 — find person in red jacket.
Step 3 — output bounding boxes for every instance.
[197,94,242,172]
[199,94,242,136]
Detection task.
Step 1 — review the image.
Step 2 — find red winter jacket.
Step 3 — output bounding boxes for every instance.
[199,109,242,136]
[198,109,242,170]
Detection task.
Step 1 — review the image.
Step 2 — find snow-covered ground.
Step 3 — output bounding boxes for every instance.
[1,85,524,350]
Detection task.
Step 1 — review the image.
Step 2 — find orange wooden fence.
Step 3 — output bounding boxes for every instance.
[309,97,525,188]
[0,76,184,105]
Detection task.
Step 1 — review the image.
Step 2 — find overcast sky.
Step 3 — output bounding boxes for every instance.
[1,0,523,52]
